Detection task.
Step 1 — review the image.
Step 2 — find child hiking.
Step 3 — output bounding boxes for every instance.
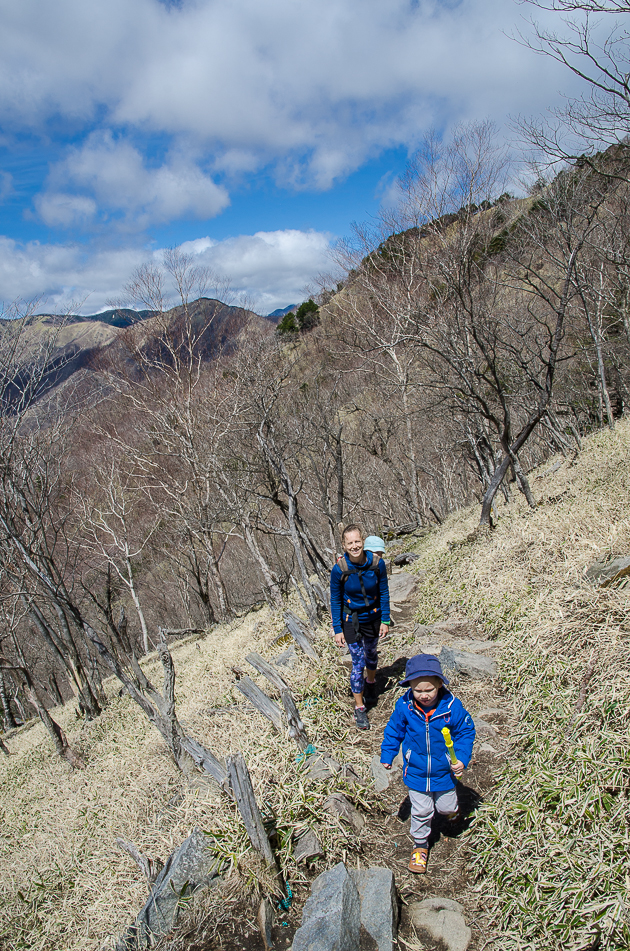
[381,654,475,874]
[330,525,391,731]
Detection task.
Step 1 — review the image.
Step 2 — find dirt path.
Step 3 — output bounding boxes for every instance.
[195,572,512,951]
[340,570,512,949]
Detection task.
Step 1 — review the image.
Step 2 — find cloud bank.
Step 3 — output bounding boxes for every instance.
[0,230,332,315]
[1,0,580,204]
[0,0,600,309]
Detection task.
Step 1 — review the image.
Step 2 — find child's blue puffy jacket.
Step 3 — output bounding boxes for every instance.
[380,688,476,792]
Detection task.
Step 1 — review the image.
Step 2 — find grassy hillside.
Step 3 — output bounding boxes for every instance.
[1,419,628,951]
[409,417,630,950]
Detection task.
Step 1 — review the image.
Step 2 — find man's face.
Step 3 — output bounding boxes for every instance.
[410,676,442,706]
[343,530,364,559]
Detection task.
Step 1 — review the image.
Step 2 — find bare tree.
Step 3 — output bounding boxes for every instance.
[518,0,630,162]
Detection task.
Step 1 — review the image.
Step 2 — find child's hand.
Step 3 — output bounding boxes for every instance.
[382,763,392,770]
[452,759,465,778]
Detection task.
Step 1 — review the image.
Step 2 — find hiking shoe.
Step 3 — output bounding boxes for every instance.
[363,680,377,699]
[353,705,370,730]
[409,847,428,874]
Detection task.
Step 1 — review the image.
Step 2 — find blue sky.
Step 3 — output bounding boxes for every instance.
[0,0,605,314]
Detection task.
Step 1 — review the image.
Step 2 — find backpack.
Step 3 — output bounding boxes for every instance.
[335,551,381,636]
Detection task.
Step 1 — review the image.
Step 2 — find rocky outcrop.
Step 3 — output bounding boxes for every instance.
[291,864,398,951]
[116,827,223,950]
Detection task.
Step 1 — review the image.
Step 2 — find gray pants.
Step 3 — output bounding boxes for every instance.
[409,787,458,844]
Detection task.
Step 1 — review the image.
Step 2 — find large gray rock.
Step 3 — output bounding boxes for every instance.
[116,827,222,950]
[408,897,471,951]
[439,647,497,680]
[292,862,361,951]
[586,555,630,587]
[350,867,397,951]
[388,572,418,603]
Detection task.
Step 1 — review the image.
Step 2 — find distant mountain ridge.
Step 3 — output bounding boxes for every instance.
[267,305,296,319]
[31,308,156,329]
[1,298,271,412]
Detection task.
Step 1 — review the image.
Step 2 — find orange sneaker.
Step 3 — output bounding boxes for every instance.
[408,846,428,874]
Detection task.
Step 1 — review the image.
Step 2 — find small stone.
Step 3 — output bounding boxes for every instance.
[439,647,497,679]
[408,897,471,951]
[275,646,298,668]
[350,867,398,951]
[341,764,361,784]
[370,755,394,793]
[323,793,365,833]
[392,749,403,769]
[473,717,498,737]
[293,830,323,863]
[305,754,340,781]
[586,555,630,587]
[292,862,361,951]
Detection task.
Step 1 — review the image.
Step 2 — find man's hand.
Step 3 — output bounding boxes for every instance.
[379,623,389,638]
[334,631,346,648]
[452,759,465,778]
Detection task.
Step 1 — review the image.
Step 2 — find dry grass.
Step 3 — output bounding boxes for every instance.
[405,419,630,950]
[0,608,376,951]
[2,420,629,951]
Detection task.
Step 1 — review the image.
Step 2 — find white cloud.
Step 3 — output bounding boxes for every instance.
[35,193,97,227]
[36,131,229,229]
[0,0,598,191]
[181,229,333,311]
[0,229,332,315]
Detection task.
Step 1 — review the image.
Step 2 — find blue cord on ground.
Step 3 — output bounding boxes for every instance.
[278,883,293,911]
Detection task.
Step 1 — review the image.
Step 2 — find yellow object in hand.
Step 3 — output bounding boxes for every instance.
[441,727,458,765]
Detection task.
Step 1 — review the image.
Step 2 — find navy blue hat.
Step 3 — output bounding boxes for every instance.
[399,653,449,686]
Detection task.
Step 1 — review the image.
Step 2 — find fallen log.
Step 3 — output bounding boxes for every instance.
[234,675,284,733]
[227,752,276,866]
[283,612,319,661]
[245,652,290,692]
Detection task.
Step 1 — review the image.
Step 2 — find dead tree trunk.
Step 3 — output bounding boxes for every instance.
[226,752,275,866]
[0,656,85,769]
[284,611,319,661]
[84,625,228,787]
[0,669,17,731]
